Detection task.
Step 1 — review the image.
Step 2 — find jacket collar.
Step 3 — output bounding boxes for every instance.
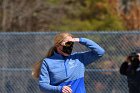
[53,51,68,59]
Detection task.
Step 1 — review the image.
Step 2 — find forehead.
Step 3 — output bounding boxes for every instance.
[63,36,73,41]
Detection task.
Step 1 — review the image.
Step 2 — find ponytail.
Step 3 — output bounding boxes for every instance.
[46,46,56,57]
[32,46,56,79]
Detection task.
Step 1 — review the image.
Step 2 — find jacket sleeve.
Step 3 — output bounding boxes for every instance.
[39,60,62,93]
[119,61,129,76]
[75,38,105,66]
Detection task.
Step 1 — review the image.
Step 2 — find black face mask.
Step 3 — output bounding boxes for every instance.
[62,42,74,55]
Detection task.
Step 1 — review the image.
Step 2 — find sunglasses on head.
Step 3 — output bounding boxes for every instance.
[65,41,74,47]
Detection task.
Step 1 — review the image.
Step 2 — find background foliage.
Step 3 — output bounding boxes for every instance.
[0,0,140,32]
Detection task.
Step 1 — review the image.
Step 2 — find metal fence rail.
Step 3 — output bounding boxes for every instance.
[0,31,140,93]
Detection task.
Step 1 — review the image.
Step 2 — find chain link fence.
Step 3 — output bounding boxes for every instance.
[0,32,140,93]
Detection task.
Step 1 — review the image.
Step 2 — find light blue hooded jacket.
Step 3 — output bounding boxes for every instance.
[39,38,105,93]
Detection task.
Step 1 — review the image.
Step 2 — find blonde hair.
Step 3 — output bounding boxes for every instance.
[32,32,73,79]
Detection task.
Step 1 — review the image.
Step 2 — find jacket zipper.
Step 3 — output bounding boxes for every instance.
[64,61,68,77]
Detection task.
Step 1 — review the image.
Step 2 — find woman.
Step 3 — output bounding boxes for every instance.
[32,32,105,93]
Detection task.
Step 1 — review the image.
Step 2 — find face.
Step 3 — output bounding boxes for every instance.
[56,36,74,56]
[61,36,73,46]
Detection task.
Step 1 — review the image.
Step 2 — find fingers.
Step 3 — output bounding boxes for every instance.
[61,38,79,46]
[62,86,72,93]
[138,53,140,60]
[126,56,131,62]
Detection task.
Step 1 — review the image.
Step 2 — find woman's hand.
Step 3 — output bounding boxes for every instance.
[70,38,79,42]
[62,86,72,93]
[61,37,79,46]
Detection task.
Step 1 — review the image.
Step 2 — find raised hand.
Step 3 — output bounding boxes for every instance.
[61,37,79,46]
